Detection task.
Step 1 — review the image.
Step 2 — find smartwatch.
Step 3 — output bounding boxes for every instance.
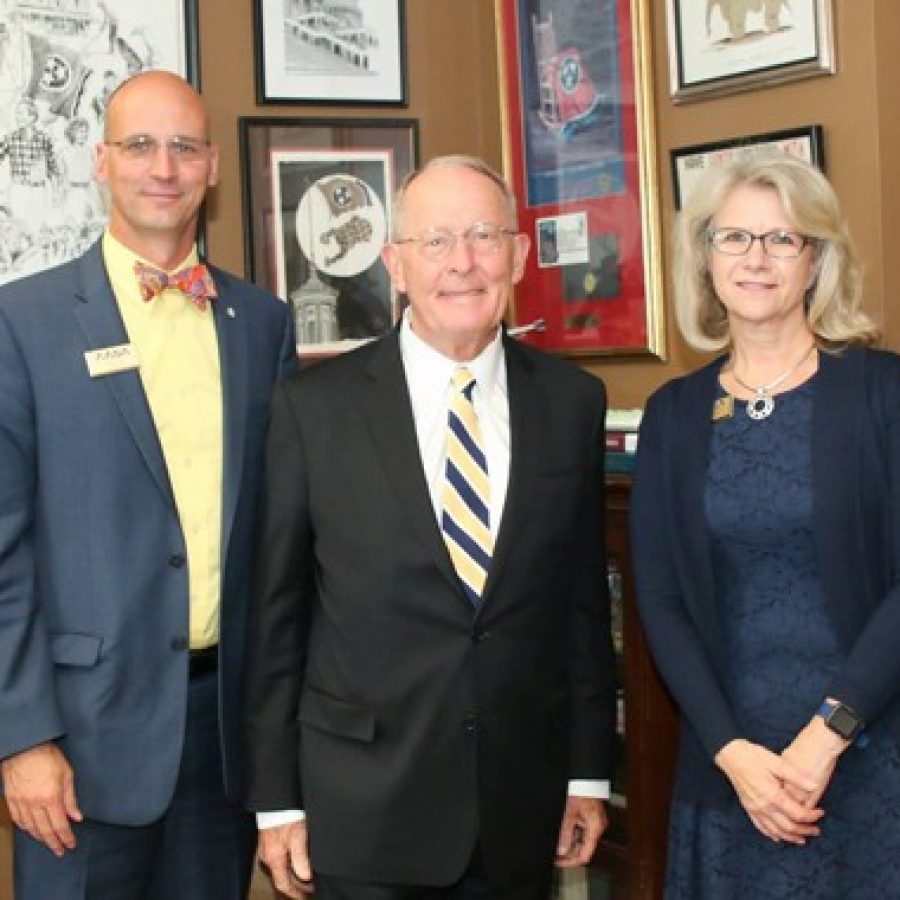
[817,700,865,743]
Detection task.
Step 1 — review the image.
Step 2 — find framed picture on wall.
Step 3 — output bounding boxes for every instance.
[670,125,825,209]
[494,0,665,359]
[0,0,199,287]
[253,0,407,105]
[239,117,418,357]
[666,0,835,102]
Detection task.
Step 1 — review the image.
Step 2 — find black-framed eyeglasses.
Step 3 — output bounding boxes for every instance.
[394,222,517,261]
[708,227,812,259]
[104,134,211,162]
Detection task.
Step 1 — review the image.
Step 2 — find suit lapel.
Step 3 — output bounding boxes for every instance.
[810,349,859,585]
[360,333,462,596]
[210,271,249,556]
[670,358,721,633]
[481,337,540,604]
[71,243,174,507]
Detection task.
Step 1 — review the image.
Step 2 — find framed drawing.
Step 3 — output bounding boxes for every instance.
[239,116,418,357]
[670,125,824,209]
[495,0,664,359]
[667,0,835,102]
[0,0,199,287]
[254,0,407,105]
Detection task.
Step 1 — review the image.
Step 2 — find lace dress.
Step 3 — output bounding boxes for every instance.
[666,378,900,899]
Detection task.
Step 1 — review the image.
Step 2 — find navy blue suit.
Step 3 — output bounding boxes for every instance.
[630,347,900,804]
[0,241,295,895]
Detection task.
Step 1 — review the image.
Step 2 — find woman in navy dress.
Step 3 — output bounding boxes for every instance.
[631,154,900,898]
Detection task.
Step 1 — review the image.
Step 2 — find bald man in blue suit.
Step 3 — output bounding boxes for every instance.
[0,72,294,899]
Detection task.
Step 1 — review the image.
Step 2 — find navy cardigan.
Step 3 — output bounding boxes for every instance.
[630,347,900,804]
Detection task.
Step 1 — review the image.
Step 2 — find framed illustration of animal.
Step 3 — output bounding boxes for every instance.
[666,0,835,102]
[238,116,418,358]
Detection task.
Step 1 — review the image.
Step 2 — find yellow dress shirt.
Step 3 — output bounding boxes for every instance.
[103,231,223,649]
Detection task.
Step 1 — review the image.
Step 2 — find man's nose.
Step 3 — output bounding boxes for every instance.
[148,143,177,178]
[447,233,476,271]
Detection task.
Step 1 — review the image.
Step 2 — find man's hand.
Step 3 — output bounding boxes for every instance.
[555,796,607,868]
[1,742,82,856]
[258,820,313,897]
[715,739,823,844]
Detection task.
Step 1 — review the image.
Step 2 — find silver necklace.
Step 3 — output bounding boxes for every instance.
[729,343,817,421]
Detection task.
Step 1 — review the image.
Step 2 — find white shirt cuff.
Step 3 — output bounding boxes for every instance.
[567,779,610,799]
[256,809,306,829]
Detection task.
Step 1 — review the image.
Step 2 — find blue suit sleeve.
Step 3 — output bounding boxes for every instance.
[0,306,65,764]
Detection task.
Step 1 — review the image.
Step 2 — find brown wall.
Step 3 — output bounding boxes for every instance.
[1,803,10,898]
[200,0,900,408]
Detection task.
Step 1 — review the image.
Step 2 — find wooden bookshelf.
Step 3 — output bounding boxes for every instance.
[590,475,679,899]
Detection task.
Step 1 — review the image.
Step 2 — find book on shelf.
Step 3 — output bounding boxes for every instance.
[605,407,643,432]
[606,451,636,474]
[605,430,638,454]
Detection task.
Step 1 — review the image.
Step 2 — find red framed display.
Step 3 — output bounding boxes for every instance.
[495,0,665,358]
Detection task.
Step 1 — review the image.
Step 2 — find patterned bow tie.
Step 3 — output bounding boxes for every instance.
[134,261,218,311]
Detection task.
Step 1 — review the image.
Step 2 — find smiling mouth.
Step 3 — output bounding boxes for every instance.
[440,287,485,298]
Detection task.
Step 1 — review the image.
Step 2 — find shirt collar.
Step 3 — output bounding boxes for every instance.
[399,309,505,404]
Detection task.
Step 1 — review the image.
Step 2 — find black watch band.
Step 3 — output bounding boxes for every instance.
[817,700,865,742]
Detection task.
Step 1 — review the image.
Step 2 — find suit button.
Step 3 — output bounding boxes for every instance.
[169,554,186,568]
[472,629,491,643]
[170,637,188,651]
[463,716,479,736]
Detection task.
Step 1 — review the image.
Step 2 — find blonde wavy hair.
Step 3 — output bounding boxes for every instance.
[673,153,878,351]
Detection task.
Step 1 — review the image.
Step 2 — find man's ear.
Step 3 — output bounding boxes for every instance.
[381,242,407,293]
[510,232,530,285]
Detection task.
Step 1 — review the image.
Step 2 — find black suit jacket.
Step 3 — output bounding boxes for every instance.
[631,347,900,805]
[244,330,615,886]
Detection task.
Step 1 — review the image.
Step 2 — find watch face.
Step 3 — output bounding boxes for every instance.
[828,705,861,739]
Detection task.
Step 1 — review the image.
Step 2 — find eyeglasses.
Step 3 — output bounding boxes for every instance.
[708,227,812,259]
[394,222,517,261]
[104,134,210,162]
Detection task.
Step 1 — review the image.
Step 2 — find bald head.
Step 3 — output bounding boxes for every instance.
[103,71,210,143]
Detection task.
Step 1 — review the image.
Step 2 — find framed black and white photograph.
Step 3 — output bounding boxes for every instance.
[254,0,407,105]
[670,124,824,209]
[0,0,198,286]
[666,0,835,102]
[239,117,418,357]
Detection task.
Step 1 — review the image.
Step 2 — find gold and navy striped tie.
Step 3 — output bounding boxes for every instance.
[441,368,493,606]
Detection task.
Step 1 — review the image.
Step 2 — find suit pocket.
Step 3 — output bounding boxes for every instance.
[299,686,376,743]
[49,632,102,667]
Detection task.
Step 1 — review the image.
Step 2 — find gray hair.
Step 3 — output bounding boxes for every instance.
[391,154,518,238]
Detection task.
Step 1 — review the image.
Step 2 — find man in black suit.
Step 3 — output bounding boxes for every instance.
[244,155,615,899]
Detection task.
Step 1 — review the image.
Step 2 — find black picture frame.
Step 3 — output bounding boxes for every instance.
[253,0,408,106]
[670,125,825,210]
[239,116,419,357]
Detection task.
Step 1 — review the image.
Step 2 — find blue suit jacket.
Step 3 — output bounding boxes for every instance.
[631,347,900,804]
[0,241,295,824]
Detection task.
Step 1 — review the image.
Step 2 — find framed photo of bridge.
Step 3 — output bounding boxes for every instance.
[254,0,407,105]
[494,0,665,359]
[666,0,836,102]
[239,116,418,357]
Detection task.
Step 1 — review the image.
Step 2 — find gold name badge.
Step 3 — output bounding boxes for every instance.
[84,344,140,378]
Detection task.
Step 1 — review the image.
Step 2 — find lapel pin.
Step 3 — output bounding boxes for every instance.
[226,306,236,319]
